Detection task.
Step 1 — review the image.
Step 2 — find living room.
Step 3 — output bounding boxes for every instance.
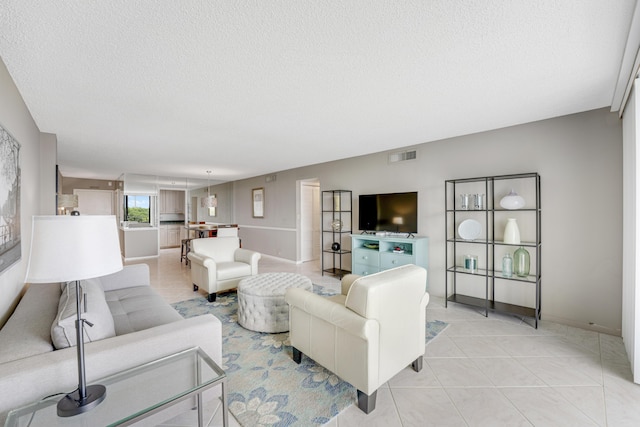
[1,2,640,425]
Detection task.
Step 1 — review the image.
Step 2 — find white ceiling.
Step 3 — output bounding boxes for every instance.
[0,1,637,183]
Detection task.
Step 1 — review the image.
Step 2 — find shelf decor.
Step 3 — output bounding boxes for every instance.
[502,253,513,278]
[500,189,525,210]
[514,246,531,277]
[503,218,521,244]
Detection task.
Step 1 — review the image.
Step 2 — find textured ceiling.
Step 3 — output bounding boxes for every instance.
[0,1,636,182]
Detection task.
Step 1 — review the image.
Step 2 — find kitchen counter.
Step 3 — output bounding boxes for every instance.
[119,227,159,260]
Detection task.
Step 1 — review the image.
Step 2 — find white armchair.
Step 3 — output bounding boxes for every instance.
[187,237,261,302]
[285,264,429,413]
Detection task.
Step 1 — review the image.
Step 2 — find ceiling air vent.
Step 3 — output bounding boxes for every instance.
[389,150,417,164]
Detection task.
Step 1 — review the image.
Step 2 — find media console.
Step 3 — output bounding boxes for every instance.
[351,234,429,285]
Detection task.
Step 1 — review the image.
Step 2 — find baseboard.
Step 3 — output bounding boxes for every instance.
[542,314,622,336]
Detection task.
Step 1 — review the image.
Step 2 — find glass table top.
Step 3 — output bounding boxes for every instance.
[5,347,226,427]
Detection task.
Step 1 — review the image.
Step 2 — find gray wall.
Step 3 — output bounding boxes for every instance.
[193,182,235,224]
[234,108,623,334]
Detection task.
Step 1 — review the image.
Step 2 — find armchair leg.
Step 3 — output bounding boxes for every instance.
[356,390,377,414]
[292,347,302,364]
[193,284,198,291]
[207,293,217,302]
[412,356,423,372]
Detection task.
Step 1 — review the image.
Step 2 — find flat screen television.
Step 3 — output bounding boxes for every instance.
[358,192,418,234]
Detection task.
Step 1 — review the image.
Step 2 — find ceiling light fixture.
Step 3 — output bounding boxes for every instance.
[200,171,217,208]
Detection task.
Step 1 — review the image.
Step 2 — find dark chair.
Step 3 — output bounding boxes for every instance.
[180,238,192,265]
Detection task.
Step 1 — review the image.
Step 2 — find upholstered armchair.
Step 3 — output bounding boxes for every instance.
[188,237,261,302]
[285,264,429,413]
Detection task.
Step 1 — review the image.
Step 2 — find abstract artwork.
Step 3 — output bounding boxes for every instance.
[0,124,21,274]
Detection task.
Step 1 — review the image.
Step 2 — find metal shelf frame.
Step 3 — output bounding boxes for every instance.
[445,173,541,328]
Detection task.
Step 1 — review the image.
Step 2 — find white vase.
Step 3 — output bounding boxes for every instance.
[503,218,520,244]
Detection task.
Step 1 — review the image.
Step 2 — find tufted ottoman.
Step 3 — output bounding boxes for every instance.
[237,272,313,333]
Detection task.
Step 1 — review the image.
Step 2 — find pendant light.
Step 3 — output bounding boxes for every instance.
[200,171,217,208]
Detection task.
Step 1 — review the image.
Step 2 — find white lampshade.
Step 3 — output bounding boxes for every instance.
[25,215,123,283]
[201,195,217,208]
[499,189,525,210]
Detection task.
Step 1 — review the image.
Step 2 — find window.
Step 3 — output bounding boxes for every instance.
[125,195,151,223]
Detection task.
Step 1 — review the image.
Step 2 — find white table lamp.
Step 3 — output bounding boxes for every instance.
[24,215,123,416]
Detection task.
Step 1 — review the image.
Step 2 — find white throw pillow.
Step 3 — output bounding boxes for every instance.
[51,278,116,349]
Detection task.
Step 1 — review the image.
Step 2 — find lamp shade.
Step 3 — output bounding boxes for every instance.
[57,194,78,208]
[25,215,123,283]
[201,195,217,208]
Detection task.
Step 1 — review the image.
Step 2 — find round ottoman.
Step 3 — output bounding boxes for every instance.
[237,273,313,333]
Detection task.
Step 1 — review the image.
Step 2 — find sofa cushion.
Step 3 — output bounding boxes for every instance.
[0,283,59,364]
[105,286,182,335]
[51,279,116,349]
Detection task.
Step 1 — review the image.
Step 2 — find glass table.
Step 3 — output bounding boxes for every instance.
[5,347,227,427]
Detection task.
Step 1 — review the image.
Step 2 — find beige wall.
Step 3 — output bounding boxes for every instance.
[234,108,623,334]
[0,59,53,325]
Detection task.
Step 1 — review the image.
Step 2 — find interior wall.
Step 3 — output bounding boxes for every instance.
[193,182,235,224]
[234,108,623,334]
[0,58,49,326]
[39,133,56,212]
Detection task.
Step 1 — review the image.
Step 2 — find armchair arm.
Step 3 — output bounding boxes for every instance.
[285,288,378,340]
[235,248,261,273]
[187,253,218,283]
[187,252,217,267]
[340,274,361,296]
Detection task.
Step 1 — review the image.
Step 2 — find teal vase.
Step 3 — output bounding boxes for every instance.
[514,246,530,277]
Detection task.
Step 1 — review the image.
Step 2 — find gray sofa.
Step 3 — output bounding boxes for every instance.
[0,264,222,424]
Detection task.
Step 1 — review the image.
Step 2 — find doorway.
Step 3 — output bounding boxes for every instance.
[298,179,320,263]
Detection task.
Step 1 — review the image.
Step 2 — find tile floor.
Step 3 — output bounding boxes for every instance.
[131,248,640,426]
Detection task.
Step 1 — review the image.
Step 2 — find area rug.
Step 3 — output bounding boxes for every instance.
[172,286,448,426]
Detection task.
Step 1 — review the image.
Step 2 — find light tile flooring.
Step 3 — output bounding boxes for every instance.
[131,248,640,426]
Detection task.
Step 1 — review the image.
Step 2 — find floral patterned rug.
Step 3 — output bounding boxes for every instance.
[172,285,448,426]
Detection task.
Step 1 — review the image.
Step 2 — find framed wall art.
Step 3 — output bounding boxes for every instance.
[0,123,21,274]
[252,187,264,218]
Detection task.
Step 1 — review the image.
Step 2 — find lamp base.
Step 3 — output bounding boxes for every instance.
[57,384,106,417]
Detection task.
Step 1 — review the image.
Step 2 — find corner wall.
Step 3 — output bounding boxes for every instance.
[623,80,640,382]
[235,108,623,334]
[0,58,52,325]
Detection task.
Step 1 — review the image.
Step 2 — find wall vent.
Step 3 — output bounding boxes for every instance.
[389,150,417,164]
[265,174,277,182]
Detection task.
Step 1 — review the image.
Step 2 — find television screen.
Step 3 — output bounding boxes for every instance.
[358,192,418,233]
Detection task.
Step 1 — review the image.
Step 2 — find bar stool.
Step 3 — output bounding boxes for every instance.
[180,238,192,265]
